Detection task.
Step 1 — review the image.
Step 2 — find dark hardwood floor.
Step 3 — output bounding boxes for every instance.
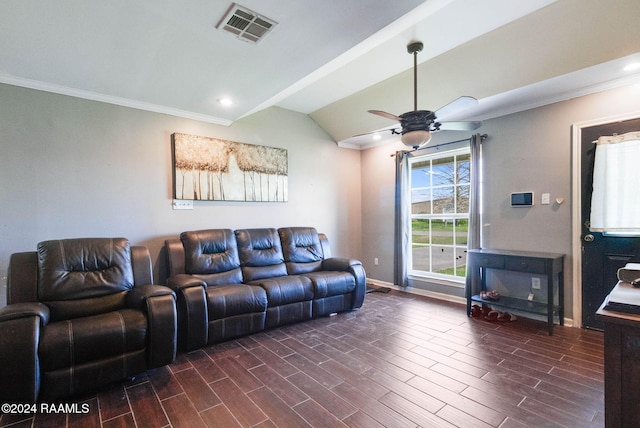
[0,289,604,427]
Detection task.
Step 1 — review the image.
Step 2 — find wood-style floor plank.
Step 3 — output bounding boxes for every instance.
[199,404,242,428]
[209,377,267,427]
[286,371,356,420]
[292,399,347,427]
[249,364,309,407]
[125,382,169,427]
[161,393,206,428]
[1,290,606,427]
[247,387,311,428]
[67,398,100,428]
[173,367,221,412]
[331,382,417,428]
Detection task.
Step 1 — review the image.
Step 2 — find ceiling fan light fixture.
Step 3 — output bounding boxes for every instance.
[401,130,431,148]
[363,41,480,145]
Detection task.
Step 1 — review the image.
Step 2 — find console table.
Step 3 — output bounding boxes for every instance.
[597,286,640,428]
[466,249,565,335]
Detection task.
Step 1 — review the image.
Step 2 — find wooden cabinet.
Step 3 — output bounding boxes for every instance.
[466,249,565,335]
[597,290,640,428]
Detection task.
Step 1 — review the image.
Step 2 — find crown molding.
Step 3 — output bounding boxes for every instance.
[0,74,233,126]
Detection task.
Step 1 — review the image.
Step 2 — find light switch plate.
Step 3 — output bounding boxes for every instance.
[541,193,550,205]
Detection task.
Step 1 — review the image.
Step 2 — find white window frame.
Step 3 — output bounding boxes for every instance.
[408,147,470,283]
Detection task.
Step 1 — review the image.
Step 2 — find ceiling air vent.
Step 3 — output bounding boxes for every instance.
[217,4,277,44]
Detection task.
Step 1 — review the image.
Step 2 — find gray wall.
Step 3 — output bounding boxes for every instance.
[0,83,362,307]
[3,80,639,322]
[360,83,640,321]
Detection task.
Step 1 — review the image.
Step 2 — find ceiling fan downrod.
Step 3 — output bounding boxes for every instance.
[407,41,423,112]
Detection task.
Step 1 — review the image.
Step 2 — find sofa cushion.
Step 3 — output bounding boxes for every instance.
[191,270,244,287]
[249,275,313,307]
[206,284,267,320]
[47,291,129,322]
[39,309,146,371]
[302,271,356,298]
[278,227,324,274]
[235,229,287,282]
[37,238,134,302]
[38,238,135,321]
[181,229,242,280]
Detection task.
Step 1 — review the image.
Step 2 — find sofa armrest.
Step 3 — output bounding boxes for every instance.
[166,275,209,352]
[322,257,360,272]
[0,302,50,325]
[7,252,39,304]
[131,245,154,285]
[127,284,175,309]
[0,303,50,403]
[127,285,177,368]
[322,258,366,309]
[167,274,207,291]
[165,238,186,277]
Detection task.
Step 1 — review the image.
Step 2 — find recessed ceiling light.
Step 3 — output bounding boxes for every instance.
[373,134,382,140]
[217,97,234,106]
[623,62,640,72]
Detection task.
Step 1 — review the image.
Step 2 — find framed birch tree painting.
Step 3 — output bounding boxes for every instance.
[172,132,288,202]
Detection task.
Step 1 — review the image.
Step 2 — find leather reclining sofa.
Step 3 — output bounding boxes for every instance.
[0,238,177,403]
[165,227,366,351]
[0,228,364,402]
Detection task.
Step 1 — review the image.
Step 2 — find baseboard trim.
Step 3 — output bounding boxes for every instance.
[365,278,575,327]
[366,278,466,306]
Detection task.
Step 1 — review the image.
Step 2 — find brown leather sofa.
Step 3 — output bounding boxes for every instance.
[165,227,366,351]
[0,238,177,403]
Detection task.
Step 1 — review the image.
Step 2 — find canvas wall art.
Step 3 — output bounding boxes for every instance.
[172,132,288,202]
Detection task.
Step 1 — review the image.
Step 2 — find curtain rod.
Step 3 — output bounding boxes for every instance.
[390,133,488,157]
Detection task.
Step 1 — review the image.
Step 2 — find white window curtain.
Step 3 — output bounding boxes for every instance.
[590,131,640,234]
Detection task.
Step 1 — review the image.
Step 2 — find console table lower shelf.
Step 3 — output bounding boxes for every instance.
[466,249,565,335]
[470,295,562,321]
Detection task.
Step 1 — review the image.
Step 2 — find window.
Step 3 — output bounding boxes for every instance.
[409,147,470,281]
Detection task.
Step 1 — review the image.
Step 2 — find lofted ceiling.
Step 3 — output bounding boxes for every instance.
[1,0,639,149]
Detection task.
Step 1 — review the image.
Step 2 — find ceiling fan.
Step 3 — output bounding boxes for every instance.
[368,41,482,149]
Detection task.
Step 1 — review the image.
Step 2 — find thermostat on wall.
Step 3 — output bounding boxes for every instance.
[511,192,534,207]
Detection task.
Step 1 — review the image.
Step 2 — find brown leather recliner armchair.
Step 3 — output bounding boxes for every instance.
[0,238,177,403]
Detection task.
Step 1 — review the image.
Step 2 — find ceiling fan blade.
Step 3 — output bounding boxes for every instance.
[437,121,483,131]
[351,125,401,138]
[434,96,478,120]
[368,110,401,122]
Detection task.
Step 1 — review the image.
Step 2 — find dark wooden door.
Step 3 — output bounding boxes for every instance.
[581,117,640,330]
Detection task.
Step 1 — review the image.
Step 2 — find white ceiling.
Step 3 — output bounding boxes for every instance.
[1,0,639,149]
